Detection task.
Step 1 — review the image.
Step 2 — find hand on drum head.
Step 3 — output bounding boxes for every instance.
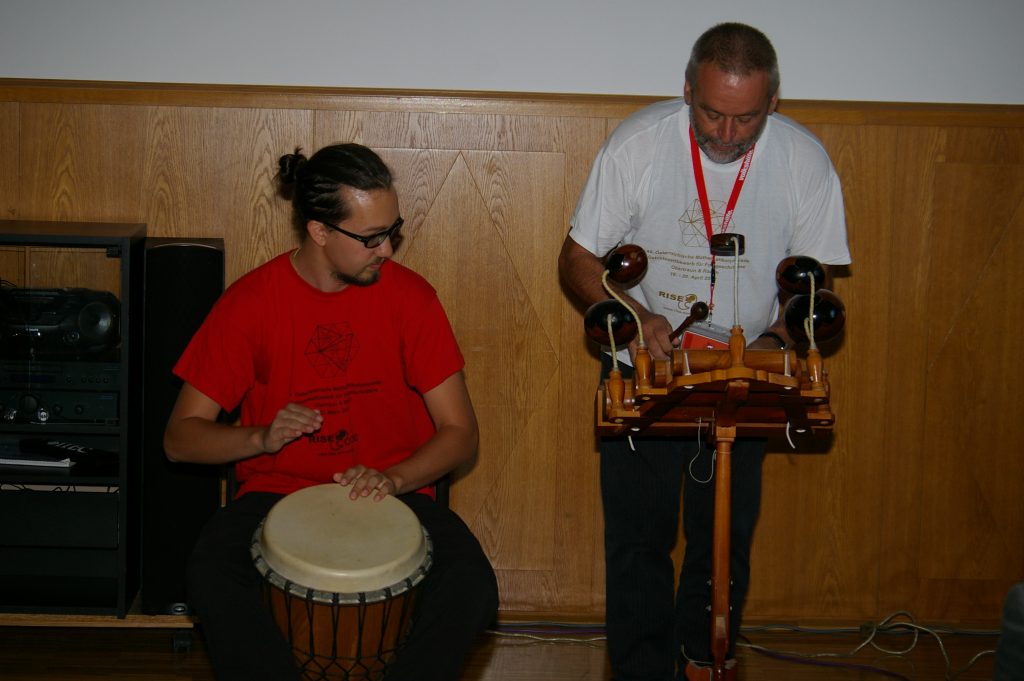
[334,465,399,501]
[262,403,323,454]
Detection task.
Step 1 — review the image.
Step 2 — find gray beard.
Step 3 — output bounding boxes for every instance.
[689,109,767,164]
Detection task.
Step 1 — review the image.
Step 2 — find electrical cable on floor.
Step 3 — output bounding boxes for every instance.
[737,611,998,680]
[486,621,606,648]
[485,611,998,679]
[738,641,915,680]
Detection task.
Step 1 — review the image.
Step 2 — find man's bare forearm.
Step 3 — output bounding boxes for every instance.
[558,236,646,312]
[164,417,267,464]
[559,234,676,358]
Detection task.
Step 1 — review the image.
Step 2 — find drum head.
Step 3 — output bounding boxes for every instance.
[254,484,430,601]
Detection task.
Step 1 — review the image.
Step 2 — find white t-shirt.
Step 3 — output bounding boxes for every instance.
[569,98,851,358]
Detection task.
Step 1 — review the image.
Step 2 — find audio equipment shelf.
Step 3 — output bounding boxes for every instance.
[0,468,121,486]
[0,594,198,655]
[0,220,146,618]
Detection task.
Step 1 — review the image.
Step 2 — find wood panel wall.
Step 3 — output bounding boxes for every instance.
[1,80,1022,627]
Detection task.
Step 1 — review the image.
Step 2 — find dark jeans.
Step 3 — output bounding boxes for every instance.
[994,582,1024,681]
[599,357,764,681]
[187,491,498,681]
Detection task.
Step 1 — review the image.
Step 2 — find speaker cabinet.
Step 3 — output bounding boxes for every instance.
[140,238,224,615]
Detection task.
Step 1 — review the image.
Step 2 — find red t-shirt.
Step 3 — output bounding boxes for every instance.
[174,252,464,498]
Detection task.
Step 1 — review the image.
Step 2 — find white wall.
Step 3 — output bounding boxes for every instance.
[1,0,1022,104]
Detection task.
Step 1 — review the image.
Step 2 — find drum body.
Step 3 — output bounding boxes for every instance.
[251,484,433,680]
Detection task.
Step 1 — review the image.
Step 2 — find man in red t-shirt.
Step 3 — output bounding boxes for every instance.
[164,143,497,681]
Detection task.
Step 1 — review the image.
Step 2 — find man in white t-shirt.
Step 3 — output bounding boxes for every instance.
[559,22,851,681]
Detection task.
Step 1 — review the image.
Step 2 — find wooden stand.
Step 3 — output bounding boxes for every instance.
[597,326,833,680]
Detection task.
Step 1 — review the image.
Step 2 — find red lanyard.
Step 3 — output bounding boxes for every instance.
[688,125,755,313]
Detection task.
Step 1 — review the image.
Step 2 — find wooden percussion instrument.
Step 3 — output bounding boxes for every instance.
[251,484,433,681]
[587,243,844,681]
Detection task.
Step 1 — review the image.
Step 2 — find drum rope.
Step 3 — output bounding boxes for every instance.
[302,590,318,671]
[330,591,341,663]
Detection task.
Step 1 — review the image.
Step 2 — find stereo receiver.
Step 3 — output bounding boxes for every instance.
[0,287,121,359]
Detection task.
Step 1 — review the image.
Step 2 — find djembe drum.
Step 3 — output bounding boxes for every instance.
[251,484,433,680]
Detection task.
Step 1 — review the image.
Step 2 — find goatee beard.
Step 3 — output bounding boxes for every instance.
[333,263,383,287]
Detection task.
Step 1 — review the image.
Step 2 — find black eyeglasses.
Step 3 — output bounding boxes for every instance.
[321,216,404,248]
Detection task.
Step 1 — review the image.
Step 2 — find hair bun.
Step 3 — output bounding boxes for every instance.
[278,148,308,185]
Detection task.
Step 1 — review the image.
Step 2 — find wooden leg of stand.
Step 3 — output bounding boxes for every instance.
[685,430,737,681]
[711,437,733,679]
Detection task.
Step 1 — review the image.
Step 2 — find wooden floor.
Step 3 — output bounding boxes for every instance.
[0,621,1000,680]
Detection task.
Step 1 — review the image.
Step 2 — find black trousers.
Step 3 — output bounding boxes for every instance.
[187,491,498,681]
[599,357,765,681]
[994,582,1024,681]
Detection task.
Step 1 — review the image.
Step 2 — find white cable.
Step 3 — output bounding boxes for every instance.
[804,271,818,350]
[733,236,741,328]
[602,270,644,348]
[738,610,998,681]
[688,421,715,484]
[606,314,618,372]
